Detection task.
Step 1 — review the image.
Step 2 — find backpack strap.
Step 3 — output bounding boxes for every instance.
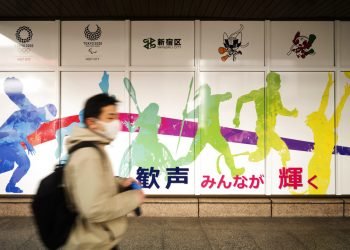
[67,141,106,167]
[68,141,99,155]
[55,141,100,168]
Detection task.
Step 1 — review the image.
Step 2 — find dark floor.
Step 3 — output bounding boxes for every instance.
[1,217,350,249]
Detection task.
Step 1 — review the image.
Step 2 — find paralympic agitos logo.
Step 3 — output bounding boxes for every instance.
[83,24,102,49]
[83,24,103,60]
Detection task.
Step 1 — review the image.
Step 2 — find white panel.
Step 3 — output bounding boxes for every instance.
[61,21,125,66]
[340,22,350,67]
[269,72,335,195]
[0,21,58,66]
[128,72,195,194]
[0,72,58,194]
[270,21,334,66]
[200,21,264,67]
[131,21,194,66]
[337,72,350,194]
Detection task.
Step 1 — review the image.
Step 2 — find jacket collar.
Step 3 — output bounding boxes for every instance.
[66,126,112,151]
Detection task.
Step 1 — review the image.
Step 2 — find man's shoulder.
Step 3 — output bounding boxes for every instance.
[68,145,102,162]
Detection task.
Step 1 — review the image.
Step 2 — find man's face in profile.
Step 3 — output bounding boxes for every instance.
[87,104,118,132]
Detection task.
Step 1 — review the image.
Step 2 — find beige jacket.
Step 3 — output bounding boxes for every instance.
[63,126,140,250]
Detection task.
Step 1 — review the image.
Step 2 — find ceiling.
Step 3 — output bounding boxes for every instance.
[0,0,349,20]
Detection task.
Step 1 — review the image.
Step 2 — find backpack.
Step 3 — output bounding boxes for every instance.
[32,141,98,250]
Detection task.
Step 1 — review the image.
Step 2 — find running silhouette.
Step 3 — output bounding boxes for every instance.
[119,78,175,177]
[176,84,245,176]
[233,72,298,166]
[0,77,57,193]
[306,73,350,194]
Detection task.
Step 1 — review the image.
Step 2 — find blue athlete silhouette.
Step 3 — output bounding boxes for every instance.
[0,77,57,193]
[55,71,110,163]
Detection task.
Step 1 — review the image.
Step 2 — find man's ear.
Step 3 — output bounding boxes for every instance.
[85,117,97,129]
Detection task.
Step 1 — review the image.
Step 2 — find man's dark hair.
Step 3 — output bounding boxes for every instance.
[83,93,119,122]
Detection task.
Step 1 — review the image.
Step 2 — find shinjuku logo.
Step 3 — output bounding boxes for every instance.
[143,38,156,49]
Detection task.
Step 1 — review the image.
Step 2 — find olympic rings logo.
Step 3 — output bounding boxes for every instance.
[16,26,33,43]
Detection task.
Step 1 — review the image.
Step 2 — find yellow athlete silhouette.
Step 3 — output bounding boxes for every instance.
[233,72,298,166]
[306,72,350,194]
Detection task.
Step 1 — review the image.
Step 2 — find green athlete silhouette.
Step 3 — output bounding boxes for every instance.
[233,72,298,166]
[119,78,175,177]
[176,84,245,176]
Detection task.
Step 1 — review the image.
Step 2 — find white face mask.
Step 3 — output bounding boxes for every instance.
[96,120,121,140]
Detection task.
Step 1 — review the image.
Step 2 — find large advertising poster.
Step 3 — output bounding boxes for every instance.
[198,72,265,194]
[270,22,334,67]
[131,21,194,66]
[200,21,264,67]
[127,72,195,194]
[0,21,58,66]
[60,71,128,176]
[0,21,349,196]
[61,21,125,66]
[0,72,58,194]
